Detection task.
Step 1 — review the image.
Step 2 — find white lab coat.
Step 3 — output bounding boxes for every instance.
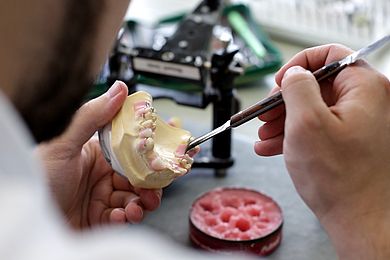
[0,92,253,260]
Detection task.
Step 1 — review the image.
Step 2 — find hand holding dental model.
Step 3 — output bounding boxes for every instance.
[255,44,390,259]
[37,82,163,228]
[99,91,200,189]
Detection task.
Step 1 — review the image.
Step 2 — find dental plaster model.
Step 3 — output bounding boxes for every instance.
[99,91,200,189]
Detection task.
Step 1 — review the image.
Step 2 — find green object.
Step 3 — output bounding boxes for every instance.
[227,10,267,58]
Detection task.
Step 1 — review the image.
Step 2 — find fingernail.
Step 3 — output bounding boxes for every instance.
[284,66,307,77]
[108,81,123,98]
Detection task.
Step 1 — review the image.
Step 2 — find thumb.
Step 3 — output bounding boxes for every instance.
[281,66,329,122]
[62,81,128,148]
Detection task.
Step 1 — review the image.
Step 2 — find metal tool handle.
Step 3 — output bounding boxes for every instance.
[313,61,346,81]
[229,61,346,128]
[230,91,283,127]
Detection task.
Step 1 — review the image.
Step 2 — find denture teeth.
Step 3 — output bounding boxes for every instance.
[144,112,152,119]
[144,137,154,151]
[139,128,153,138]
[185,155,194,164]
[176,167,187,175]
[150,157,166,171]
[171,164,185,174]
[141,120,154,129]
[136,139,147,153]
[142,107,154,119]
[136,137,154,153]
[143,107,152,113]
[179,158,192,170]
[180,158,187,166]
[144,111,157,121]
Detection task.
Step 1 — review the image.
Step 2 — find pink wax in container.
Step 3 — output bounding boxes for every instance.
[189,187,283,256]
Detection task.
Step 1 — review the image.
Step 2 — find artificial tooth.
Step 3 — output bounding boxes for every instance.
[144,111,157,121]
[136,139,147,153]
[141,120,154,128]
[139,128,153,138]
[150,157,166,171]
[180,158,187,166]
[144,112,152,120]
[143,107,152,113]
[141,107,153,119]
[179,158,192,170]
[185,155,194,164]
[145,138,154,151]
[176,167,187,175]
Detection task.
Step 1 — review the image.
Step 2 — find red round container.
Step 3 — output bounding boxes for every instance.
[189,187,283,256]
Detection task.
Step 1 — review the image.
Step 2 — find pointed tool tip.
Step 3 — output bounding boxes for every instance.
[185,139,198,153]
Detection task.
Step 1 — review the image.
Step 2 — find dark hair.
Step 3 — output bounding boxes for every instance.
[15,0,104,142]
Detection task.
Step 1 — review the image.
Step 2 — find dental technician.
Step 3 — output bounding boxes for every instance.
[0,0,389,259]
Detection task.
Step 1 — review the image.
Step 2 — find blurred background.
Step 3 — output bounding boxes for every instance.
[124,0,390,148]
[126,0,390,48]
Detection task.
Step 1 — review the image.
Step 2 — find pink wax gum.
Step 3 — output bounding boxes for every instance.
[133,101,150,111]
[189,187,283,256]
[176,143,200,158]
[175,144,187,156]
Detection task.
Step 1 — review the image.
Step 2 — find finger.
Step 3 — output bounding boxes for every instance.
[258,104,285,122]
[275,44,353,86]
[112,172,132,191]
[111,191,145,223]
[258,114,285,140]
[125,202,144,223]
[254,134,284,156]
[110,190,139,208]
[281,66,331,124]
[258,86,286,122]
[62,81,128,149]
[109,208,127,224]
[134,188,162,211]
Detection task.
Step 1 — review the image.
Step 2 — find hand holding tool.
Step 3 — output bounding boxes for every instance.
[186,35,390,152]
